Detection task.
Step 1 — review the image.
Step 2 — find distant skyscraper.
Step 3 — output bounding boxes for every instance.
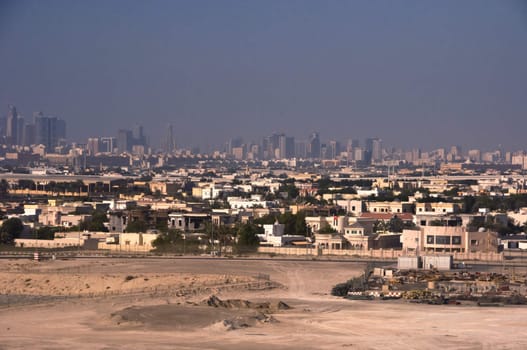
[365,137,382,164]
[22,123,35,146]
[248,143,260,160]
[320,143,328,160]
[6,105,18,145]
[295,140,307,159]
[164,124,176,153]
[56,118,66,140]
[346,139,359,161]
[286,136,295,159]
[133,123,146,147]
[87,137,100,155]
[16,115,24,146]
[117,129,133,153]
[0,116,6,141]
[372,138,383,163]
[307,132,320,159]
[468,149,481,163]
[354,147,364,161]
[328,140,341,159]
[277,134,294,159]
[34,113,66,150]
[100,137,116,153]
[269,133,280,159]
[261,136,272,159]
[449,145,462,161]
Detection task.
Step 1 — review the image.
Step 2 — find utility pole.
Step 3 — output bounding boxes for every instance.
[211,223,214,256]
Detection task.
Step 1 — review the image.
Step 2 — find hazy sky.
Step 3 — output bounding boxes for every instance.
[1,0,526,151]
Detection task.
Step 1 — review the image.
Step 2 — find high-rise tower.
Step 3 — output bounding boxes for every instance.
[6,105,18,145]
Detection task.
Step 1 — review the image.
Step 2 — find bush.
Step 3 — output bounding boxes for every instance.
[331,276,366,296]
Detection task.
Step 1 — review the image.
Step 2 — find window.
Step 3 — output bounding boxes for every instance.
[427,235,434,244]
[470,239,478,246]
[421,220,427,226]
[351,206,356,211]
[435,236,451,245]
[452,236,461,245]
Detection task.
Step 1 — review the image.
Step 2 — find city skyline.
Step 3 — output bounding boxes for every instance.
[1,1,526,150]
[1,103,526,156]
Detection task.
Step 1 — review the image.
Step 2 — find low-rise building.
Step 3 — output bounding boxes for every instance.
[416,202,461,215]
[227,195,273,209]
[401,226,499,253]
[257,221,306,247]
[335,199,363,216]
[168,212,209,231]
[366,201,414,214]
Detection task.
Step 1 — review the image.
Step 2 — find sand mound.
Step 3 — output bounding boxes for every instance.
[110,296,287,331]
[219,313,277,331]
[110,304,241,330]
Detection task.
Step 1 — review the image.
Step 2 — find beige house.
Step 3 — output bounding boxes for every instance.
[98,233,159,252]
[366,201,414,214]
[401,226,499,253]
[416,202,461,215]
[314,233,346,250]
[149,181,178,196]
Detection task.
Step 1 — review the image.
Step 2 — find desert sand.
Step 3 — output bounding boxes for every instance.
[1,257,526,349]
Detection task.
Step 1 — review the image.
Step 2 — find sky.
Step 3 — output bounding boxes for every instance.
[1,0,526,152]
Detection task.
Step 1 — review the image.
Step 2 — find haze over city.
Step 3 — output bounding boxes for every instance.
[4,2,527,349]
[1,0,527,151]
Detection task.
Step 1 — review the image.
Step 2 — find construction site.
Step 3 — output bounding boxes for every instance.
[333,255,527,306]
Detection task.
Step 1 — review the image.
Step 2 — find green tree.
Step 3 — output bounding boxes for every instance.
[279,181,299,200]
[18,179,35,190]
[35,226,56,240]
[253,215,277,225]
[0,218,24,244]
[295,211,308,235]
[236,223,261,248]
[80,211,109,232]
[152,229,182,248]
[125,219,148,233]
[373,220,387,232]
[253,212,308,236]
[0,179,8,195]
[387,216,404,233]
[319,225,337,234]
[443,187,460,197]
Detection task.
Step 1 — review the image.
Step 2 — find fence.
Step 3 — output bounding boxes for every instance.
[0,279,279,308]
[257,246,504,262]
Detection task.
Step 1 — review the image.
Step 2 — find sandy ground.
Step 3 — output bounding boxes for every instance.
[1,257,526,349]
